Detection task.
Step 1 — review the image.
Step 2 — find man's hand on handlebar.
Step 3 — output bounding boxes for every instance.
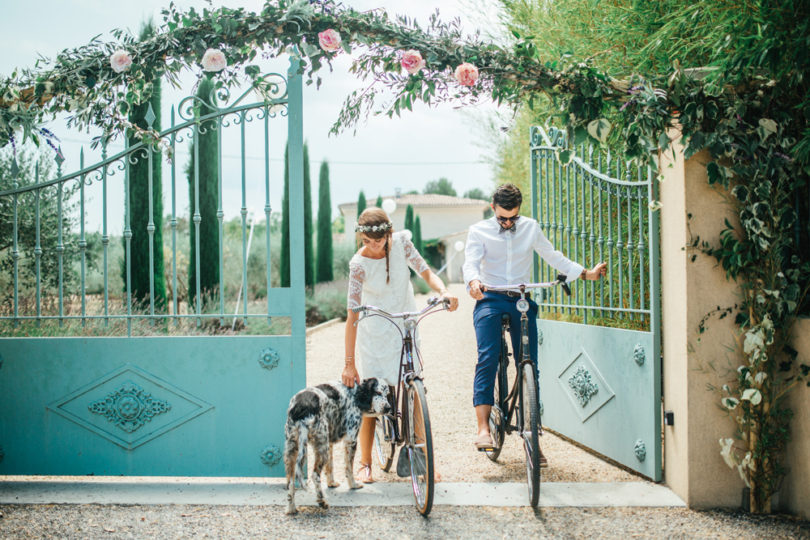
[581,262,607,280]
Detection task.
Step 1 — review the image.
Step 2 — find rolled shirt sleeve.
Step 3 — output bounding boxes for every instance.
[532,222,584,283]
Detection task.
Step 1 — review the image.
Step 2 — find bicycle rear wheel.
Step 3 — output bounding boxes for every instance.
[520,362,541,507]
[406,378,434,516]
[373,414,395,472]
[485,356,508,462]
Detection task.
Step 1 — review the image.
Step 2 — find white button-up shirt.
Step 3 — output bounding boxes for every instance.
[462,217,585,287]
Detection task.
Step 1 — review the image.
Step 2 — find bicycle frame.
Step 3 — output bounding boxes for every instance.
[484,277,571,440]
[354,298,447,515]
[353,299,448,443]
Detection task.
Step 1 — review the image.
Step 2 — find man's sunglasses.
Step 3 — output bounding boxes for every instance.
[495,214,521,224]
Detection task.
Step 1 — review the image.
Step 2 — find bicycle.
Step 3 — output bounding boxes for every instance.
[352,296,450,516]
[478,275,570,507]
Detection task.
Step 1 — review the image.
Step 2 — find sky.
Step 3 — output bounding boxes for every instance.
[0,0,508,233]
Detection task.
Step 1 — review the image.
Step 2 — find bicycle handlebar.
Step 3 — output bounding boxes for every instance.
[482,274,572,297]
[352,296,449,318]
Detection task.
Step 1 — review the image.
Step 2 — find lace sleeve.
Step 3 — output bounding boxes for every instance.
[347,261,366,309]
[402,235,429,274]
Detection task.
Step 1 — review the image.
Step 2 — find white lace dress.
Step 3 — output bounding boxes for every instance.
[347,231,429,386]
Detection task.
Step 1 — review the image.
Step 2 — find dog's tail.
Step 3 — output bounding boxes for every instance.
[295,423,308,488]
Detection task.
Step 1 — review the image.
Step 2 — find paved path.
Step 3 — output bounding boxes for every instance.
[0,478,683,507]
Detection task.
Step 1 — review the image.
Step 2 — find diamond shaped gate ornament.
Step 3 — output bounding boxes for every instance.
[48,364,213,450]
[88,381,171,433]
[568,366,599,407]
[557,349,616,423]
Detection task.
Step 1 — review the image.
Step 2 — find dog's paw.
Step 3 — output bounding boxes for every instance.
[327,481,340,488]
[318,500,330,509]
[349,482,363,490]
[285,505,298,515]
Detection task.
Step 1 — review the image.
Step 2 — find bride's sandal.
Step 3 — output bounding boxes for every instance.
[357,462,375,484]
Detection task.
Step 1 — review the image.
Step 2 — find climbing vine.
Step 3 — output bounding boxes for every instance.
[0,0,808,513]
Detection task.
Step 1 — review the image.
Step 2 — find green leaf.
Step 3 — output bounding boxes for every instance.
[658,131,670,150]
[572,126,588,146]
[586,118,611,143]
[758,118,777,138]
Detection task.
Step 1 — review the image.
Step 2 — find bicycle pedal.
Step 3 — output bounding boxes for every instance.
[396,447,410,477]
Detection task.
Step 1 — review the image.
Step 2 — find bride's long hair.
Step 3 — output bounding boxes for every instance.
[356,207,394,284]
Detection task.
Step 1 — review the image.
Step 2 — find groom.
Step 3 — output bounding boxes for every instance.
[461,183,606,459]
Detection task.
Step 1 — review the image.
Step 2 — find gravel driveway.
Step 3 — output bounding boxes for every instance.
[306,283,639,484]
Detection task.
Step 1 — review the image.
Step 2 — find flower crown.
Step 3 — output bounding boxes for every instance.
[355,222,393,233]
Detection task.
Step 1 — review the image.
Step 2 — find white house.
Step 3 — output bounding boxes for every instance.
[338,193,490,282]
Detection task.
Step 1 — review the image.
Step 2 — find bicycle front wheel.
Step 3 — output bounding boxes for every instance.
[520,363,541,507]
[406,378,434,516]
[373,414,396,472]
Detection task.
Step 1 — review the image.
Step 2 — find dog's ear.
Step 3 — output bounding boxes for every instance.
[354,378,376,411]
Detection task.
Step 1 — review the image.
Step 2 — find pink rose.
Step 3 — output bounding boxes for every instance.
[201,48,227,72]
[401,50,426,75]
[110,50,132,74]
[454,62,479,86]
[318,29,342,53]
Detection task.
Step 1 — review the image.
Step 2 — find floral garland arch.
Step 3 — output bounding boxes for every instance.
[0,0,633,153]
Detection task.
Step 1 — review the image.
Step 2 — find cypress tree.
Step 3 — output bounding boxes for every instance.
[375,194,383,208]
[187,74,220,306]
[316,161,334,283]
[355,191,367,249]
[281,143,290,287]
[414,215,423,253]
[303,143,315,289]
[124,21,165,310]
[404,204,414,234]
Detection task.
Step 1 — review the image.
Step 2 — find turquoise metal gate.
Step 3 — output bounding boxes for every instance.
[0,60,305,477]
[531,126,662,480]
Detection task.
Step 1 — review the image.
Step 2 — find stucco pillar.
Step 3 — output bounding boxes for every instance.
[783,318,810,519]
[659,140,744,508]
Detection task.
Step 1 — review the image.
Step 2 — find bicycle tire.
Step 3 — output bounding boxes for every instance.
[406,378,434,516]
[485,354,508,462]
[373,414,396,472]
[520,362,541,507]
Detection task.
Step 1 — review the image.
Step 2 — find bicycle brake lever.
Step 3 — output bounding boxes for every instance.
[556,274,572,296]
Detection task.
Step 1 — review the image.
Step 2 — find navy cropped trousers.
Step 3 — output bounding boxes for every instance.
[472,291,539,406]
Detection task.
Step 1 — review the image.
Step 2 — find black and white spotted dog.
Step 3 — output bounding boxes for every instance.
[283,378,391,514]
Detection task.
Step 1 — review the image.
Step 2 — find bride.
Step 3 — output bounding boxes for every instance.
[343,207,458,483]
